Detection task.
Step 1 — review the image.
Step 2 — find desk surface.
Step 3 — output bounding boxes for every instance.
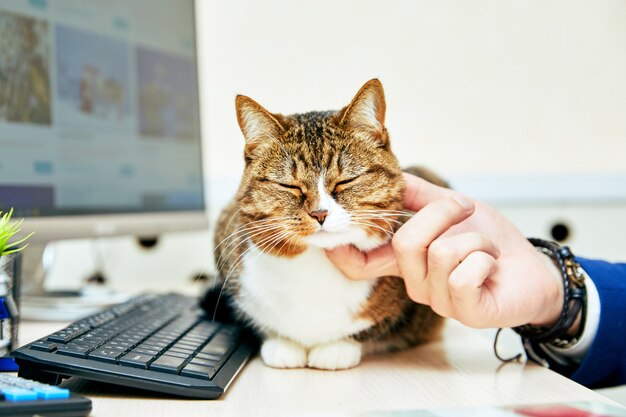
[19,319,612,417]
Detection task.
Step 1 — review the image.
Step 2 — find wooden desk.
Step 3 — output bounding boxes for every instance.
[18,320,613,417]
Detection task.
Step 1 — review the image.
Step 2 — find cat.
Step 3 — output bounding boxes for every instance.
[211,79,445,370]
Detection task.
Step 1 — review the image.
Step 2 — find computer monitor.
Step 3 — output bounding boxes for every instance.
[0,1,207,310]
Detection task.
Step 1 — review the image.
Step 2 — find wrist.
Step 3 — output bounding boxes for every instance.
[529,250,566,327]
[512,239,587,345]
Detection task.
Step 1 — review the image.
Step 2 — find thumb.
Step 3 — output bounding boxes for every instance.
[325,244,400,280]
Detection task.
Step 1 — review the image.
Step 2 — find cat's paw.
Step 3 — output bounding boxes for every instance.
[307,339,362,370]
[260,338,307,369]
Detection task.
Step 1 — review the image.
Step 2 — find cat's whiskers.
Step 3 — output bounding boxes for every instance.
[215,217,291,256]
[349,214,396,239]
[351,212,402,231]
[215,223,286,272]
[269,229,301,258]
[351,221,394,240]
[214,216,296,269]
[215,223,299,274]
[350,209,413,217]
[354,216,404,226]
[254,226,294,251]
[214,228,294,320]
[322,215,393,234]
[217,217,299,274]
[351,216,400,235]
[225,229,290,281]
[214,216,295,254]
[211,219,290,295]
[220,206,244,240]
[212,226,296,321]
[224,229,289,279]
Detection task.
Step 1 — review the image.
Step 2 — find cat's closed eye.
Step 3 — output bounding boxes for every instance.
[276,182,303,193]
[332,176,359,197]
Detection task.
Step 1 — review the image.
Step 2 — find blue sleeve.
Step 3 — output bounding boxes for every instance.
[570,257,626,388]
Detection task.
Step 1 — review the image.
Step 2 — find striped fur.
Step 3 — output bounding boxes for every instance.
[212,80,444,370]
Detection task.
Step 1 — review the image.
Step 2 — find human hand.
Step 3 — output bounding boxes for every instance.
[326,173,565,329]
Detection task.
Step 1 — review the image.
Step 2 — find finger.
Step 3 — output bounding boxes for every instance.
[393,197,475,295]
[325,244,400,280]
[425,233,500,318]
[402,173,462,212]
[428,232,500,278]
[447,251,497,328]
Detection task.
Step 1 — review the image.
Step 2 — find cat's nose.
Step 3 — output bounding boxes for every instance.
[309,209,329,225]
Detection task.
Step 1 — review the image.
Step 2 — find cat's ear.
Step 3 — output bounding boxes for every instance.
[338,79,387,146]
[235,95,286,160]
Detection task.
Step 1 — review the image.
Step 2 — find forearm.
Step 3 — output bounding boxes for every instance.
[569,258,626,387]
[524,258,626,387]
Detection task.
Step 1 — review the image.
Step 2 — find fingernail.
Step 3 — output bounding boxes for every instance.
[453,195,474,211]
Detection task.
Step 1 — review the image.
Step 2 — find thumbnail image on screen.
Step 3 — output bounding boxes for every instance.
[0,10,51,125]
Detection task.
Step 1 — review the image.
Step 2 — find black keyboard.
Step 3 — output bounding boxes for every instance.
[11,293,258,399]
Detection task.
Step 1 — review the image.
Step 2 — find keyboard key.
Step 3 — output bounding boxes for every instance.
[57,343,92,358]
[48,324,90,343]
[190,357,219,368]
[107,340,134,351]
[138,344,166,355]
[168,345,194,354]
[133,347,160,356]
[30,340,57,352]
[100,343,130,353]
[163,350,189,359]
[142,340,169,350]
[173,341,200,351]
[32,385,71,399]
[72,336,104,350]
[194,322,221,334]
[82,310,115,328]
[119,352,154,369]
[89,348,124,363]
[195,352,221,361]
[180,363,217,379]
[1,387,38,401]
[149,354,187,374]
[182,333,207,342]
[201,336,233,356]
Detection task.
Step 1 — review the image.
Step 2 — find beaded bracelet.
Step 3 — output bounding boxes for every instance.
[512,238,587,344]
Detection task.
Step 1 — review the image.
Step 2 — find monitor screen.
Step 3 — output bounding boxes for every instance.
[0,0,207,241]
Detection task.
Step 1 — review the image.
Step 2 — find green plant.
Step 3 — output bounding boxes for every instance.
[0,208,33,257]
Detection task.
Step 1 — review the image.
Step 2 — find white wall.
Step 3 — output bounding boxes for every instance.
[47,0,626,294]
[197,0,626,181]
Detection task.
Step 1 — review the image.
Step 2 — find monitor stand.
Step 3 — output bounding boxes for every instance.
[19,242,130,321]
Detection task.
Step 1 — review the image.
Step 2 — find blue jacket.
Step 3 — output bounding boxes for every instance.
[571,258,626,387]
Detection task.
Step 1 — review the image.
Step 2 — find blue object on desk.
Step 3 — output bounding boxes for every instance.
[0,253,21,373]
[0,296,18,320]
[0,297,12,319]
[31,385,70,400]
[0,295,18,372]
[0,374,90,417]
[1,387,39,402]
[0,358,17,372]
[0,296,19,372]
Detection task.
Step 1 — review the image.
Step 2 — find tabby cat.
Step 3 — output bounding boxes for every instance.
[212,79,444,370]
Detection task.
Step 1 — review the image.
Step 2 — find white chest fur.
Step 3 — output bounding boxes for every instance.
[238,245,376,347]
